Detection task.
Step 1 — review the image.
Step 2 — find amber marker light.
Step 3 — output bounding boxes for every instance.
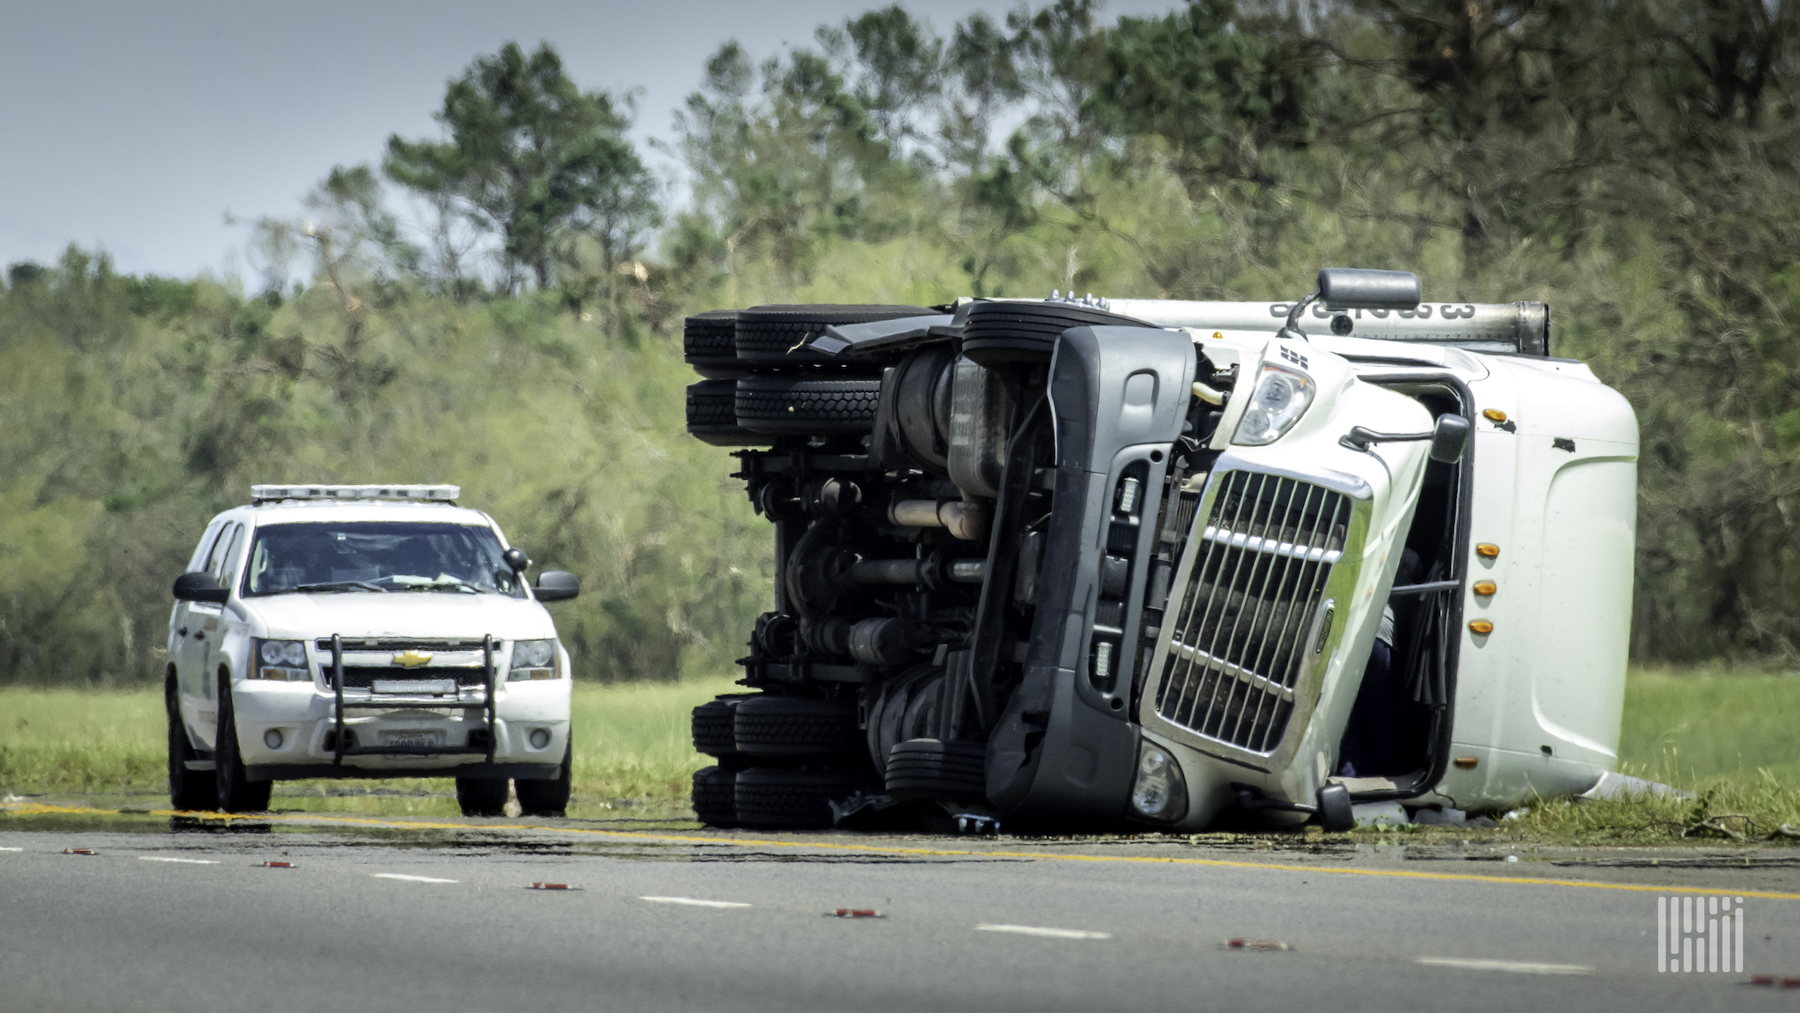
[1469,620,1494,635]
[1211,331,1224,340]
[1453,756,1479,769]
[1475,543,1500,558]
[1482,408,1508,423]
[1473,580,1497,596]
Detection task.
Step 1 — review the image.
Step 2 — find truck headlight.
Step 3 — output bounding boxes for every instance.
[1129,743,1189,824]
[1232,362,1315,446]
[509,639,560,681]
[252,639,310,681]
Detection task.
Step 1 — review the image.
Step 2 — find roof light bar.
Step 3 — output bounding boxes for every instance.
[250,484,460,504]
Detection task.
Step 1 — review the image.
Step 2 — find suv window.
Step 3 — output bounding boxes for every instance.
[208,523,243,582]
[187,521,226,573]
[241,521,525,598]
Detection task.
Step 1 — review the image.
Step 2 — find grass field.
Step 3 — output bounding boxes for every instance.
[2,669,1796,839]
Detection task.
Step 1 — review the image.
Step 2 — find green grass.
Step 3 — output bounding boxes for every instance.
[0,676,739,817]
[3,669,1797,842]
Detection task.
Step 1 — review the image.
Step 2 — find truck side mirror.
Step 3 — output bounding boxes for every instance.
[1317,268,1421,311]
[534,570,580,602]
[172,572,228,604]
[1429,414,1471,463]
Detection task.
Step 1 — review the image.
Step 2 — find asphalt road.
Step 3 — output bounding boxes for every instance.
[3,803,1799,1013]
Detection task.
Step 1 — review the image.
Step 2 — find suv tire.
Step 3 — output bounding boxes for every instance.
[734,696,864,757]
[456,777,509,817]
[214,674,272,813]
[735,376,883,436]
[166,676,218,812]
[515,743,572,817]
[734,766,879,829]
[687,379,770,447]
[735,304,936,365]
[692,765,737,827]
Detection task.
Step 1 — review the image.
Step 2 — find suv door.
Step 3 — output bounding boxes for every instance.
[178,520,241,750]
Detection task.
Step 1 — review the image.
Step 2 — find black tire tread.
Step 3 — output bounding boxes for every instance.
[735,697,863,756]
[734,376,882,436]
[692,766,737,827]
[736,304,936,364]
[687,380,770,447]
[734,767,877,829]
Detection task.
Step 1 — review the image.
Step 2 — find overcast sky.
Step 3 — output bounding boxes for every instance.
[1,0,1179,280]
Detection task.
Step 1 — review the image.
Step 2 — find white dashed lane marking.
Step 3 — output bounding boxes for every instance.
[638,896,751,908]
[371,873,459,884]
[1417,957,1593,975]
[138,856,219,865]
[0,847,21,852]
[976,924,1112,940]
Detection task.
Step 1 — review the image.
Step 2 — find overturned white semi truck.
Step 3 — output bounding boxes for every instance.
[682,269,1637,832]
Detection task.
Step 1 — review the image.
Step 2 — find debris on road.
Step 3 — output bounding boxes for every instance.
[830,909,883,918]
[1224,938,1290,951]
[259,861,294,868]
[62,847,95,855]
[529,882,575,890]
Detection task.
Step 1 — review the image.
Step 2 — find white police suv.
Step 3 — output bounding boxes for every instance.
[165,484,579,816]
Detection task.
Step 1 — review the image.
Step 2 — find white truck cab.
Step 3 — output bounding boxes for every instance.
[165,484,580,816]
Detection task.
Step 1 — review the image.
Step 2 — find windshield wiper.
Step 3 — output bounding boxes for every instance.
[416,579,481,594]
[293,581,387,593]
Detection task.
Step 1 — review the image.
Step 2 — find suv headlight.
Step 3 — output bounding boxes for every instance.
[1129,743,1189,824]
[251,638,310,682]
[1232,361,1315,446]
[509,639,560,681]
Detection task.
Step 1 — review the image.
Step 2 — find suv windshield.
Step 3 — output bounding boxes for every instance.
[242,522,525,597]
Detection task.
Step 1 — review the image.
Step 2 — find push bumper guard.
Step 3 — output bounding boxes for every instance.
[330,633,498,764]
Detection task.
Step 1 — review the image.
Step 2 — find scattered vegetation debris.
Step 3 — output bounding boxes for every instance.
[62,848,94,855]
[529,882,574,890]
[830,909,883,918]
[258,861,294,868]
[1223,938,1290,951]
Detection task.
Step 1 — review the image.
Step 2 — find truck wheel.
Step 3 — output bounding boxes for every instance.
[734,696,864,757]
[735,767,879,829]
[684,310,746,378]
[455,777,509,817]
[687,379,770,447]
[166,676,217,812]
[214,675,272,813]
[735,304,936,365]
[692,765,737,827]
[884,739,987,802]
[959,301,1154,365]
[515,743,572,817]
[734,376,883,436]
[692,695,754,759]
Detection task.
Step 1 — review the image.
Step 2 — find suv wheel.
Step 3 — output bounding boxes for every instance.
[455,777,509,817]
[166,676,217,812]
[214,674,272,813]
[515,743,572,817]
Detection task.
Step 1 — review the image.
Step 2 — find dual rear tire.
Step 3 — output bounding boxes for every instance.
[689,694,872,829]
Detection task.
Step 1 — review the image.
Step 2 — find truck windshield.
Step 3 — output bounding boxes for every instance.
[242,522,525,598]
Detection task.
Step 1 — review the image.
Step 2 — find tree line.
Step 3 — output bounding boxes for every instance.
[4,0,1798,683]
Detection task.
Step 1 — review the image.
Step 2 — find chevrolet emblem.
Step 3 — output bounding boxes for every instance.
[392,649,434,669]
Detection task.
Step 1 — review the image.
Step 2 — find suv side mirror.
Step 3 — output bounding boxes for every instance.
[1317,268,1420,311]
[502,547,529,572]
[1429,414,1471,464]
[173,572,228,604]
[534,570,580,603]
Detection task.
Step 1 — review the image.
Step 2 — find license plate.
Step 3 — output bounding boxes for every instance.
[371,679,458,695]
[381,729,444,748]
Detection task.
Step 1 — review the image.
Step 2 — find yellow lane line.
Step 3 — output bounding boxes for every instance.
[9,802,1800,901]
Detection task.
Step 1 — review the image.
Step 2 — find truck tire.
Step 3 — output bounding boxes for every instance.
[692,695,754,759]
[515,743,572,817]
[692,765,737,827]
[735,766,879,829]
[884,739,987,802]
[736,304,936,365]
[166,676,217,812]
[735,375,883,436]
[959,301,1154,366]
[214,674,272,813]
[456,777,509,817]
[687,380,770,446]
[734,696,864,757]
[685,310,746,378]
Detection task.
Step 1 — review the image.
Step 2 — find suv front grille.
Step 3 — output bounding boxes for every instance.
[1153,471,1351,754]
[330,667,488,689]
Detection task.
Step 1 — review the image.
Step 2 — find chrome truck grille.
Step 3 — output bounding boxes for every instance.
[1151,471,1353,754]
